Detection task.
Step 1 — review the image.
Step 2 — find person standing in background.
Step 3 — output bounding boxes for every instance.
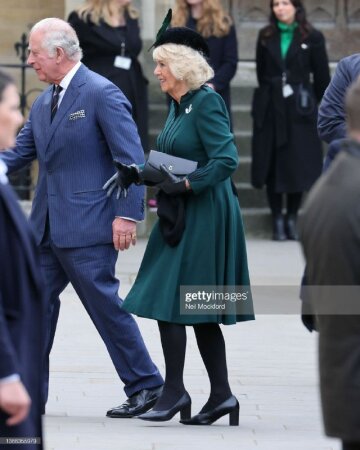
[251,0,330,241]
[299,78,360,450]
[68,0,149,152]
[0,71,44,449]
[172,0,238,124]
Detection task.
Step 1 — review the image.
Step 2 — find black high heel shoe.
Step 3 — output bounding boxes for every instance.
[137,392,191,422]
[180,395,239,426]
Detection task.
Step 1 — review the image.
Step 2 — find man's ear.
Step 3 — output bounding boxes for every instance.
[55,47,65,64]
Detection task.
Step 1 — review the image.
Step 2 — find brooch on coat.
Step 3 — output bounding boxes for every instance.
[69,110,86,120]
[185,104,192,114]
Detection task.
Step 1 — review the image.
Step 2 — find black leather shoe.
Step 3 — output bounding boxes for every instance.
[180,395,239,426]
[106,386,163,418]
[272,214,287,241]
[137,391,191,422]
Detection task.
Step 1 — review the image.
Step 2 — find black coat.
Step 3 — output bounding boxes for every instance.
[251,26,330,192]
[68,11,149,151]
[0,182,44,449]
[299,140,360,441]
[186,17,238,119]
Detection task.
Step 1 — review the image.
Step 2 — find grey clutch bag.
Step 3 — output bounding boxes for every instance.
[139,150,198,184]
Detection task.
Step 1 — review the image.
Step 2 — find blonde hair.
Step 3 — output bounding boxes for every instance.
[153,43,214,90]
[172,0,232,38]
[77,0,139,25]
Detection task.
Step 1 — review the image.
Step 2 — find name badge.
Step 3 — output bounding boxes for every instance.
[114,56,132,70]
[282,84,294,98]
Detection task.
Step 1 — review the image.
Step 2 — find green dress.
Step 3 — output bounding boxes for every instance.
[122,86,254,325]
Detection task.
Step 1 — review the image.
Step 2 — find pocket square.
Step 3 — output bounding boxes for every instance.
[69,110,86,120]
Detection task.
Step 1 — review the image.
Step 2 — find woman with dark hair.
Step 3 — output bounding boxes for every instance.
[172,0,238,122]
[68,0,149,151]
[251,0,330,240]
[0,71,44,449]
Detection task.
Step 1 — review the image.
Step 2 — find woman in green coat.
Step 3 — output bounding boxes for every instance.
[104,19,254,425]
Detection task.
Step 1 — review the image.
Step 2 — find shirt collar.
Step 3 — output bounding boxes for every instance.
[0,158,8,185]
[59,61,82,91]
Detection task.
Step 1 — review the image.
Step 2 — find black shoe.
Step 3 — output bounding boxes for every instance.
[285,214,299,240]
[106,386,163,418]
[137,392,191,422]
[180,395,239,426]
[272,214,287,241]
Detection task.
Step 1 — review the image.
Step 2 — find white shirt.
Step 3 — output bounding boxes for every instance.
[57,61,82,107]
[0,159,8,185]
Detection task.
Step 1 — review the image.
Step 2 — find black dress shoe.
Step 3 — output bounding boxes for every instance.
[137,392,191,422]
[180,395,239,426]
[272,214,287,241]
[106,386,163,418]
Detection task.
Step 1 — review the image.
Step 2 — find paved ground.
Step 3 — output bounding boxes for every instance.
[43,238,340,450]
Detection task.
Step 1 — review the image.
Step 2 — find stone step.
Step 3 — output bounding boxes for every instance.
[148,129,252,155]
[148,103,253,132]
[234,155,252,184]
[236,182,268,209]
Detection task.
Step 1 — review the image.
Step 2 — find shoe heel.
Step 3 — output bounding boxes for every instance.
[180,403,191,420]
[229,404,239,426]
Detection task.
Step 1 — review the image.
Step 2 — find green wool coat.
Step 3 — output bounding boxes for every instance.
[122,86,254,325]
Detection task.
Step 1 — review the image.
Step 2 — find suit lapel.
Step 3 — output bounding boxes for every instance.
[44,64,87,151]
[285,28,302,67]
[267,32,284,72]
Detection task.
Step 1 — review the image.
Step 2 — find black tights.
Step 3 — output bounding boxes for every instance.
[266,189,302,217]
[343,443,360,450]
[154,321,232,412]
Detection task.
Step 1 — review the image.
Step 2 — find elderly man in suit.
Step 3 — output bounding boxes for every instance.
[1,18,163,418]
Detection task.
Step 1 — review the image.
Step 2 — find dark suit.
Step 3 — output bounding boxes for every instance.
[251,26,330,191]
[0,180,44,449]
[1,64,163,404]
[68,11,149,151]
[318,53,360,144]
[299,140,360,442]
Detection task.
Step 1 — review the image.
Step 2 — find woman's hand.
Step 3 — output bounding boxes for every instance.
[157,164,190,196]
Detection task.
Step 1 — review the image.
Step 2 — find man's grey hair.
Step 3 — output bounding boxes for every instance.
[30,18,83,62]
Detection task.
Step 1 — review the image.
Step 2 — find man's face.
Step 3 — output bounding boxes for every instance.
[27,31,59,84]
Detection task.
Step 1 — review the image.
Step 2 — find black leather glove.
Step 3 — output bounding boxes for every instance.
[103,161,141,199]
[157,164,188,196]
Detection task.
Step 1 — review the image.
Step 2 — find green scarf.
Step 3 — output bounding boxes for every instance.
[277,21,298,59]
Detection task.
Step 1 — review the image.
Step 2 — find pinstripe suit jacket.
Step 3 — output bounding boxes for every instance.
[1,64,145,247]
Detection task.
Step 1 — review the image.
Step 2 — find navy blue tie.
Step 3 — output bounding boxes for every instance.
[51,85,63,122]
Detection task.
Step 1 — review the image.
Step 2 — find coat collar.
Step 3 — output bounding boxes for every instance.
[265,27,303,71]
[91,15,133,49]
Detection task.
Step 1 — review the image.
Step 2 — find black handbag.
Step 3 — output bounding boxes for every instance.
[139,150,198,184]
